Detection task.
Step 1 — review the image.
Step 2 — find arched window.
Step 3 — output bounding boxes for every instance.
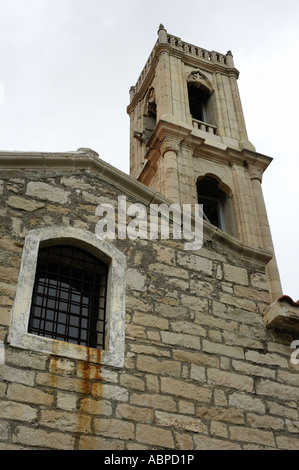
[188,83,210,123]
[197,176,235,235]
[143,87,157,144]
[9,227,126,367]
[28,245,108,349]
[187,70,216,130]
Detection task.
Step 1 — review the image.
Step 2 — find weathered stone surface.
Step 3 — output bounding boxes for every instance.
[7,195,45,211]
[223,264,248,285]
[80,397,112,416]
[126,268,146,291]
[228,392,266,413]
[196,406,244,424]
[7,383,54,406]
[276,435,299,450]
[255,379,299,400]
[131,392,176,412]
[229,426,275,447]
[207,368,253,392]
[219,293,256,312]
[190,364,206,382]
[0,401,37,423]
[0,364,35,386]
[148,263,188,279]
[247,413,284,430]
[40,409,91,433]
[0,266,19,283]
[251,273,269,290]
[267,401,299,420]
[12,425,75,449]
[92,383,129,402]
[78,435,125,450]
[161,377,212,403]
[202,339,244,359]
[155,411,207,434]
[116,403,154,423]
[245,350,289,368]
[136,423,174,449]
[161,331,201,350]
[193,434,241,450]
[57,392,77,411]
[176,253,213,275]
[210,420,228,438]
[137,355,181,377]
[132,312,169,330]
[93,418,135,440]
[26,182,70,203]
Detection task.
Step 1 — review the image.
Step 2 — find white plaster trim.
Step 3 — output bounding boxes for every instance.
[8,227,126,368]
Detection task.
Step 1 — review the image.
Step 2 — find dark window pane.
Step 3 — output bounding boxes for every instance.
[188,84,209,122]
[28,245,108,349]
[197,177,227,230]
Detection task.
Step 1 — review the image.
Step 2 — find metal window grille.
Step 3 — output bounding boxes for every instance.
[28,245,108,349]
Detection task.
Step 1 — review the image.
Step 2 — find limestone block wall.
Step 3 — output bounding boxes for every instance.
[0,166,299,450]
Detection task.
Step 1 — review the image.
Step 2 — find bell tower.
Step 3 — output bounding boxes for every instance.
[127,25,282,301]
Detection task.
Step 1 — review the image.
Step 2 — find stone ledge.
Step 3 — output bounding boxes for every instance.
[264,296,299,334]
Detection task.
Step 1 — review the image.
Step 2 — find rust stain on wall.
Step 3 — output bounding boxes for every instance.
[77,347,103,439]
[79,347,102,394]
[49,340,59,390]
[37,339,105,441]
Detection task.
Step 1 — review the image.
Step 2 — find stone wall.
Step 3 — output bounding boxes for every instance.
[0,164,299,450]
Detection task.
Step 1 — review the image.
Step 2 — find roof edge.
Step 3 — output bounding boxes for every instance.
[0,147,272,266]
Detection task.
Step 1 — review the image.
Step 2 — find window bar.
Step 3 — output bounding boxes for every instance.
[28,245,108,349]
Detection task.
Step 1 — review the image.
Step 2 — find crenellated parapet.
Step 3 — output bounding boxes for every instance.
[129,25,237,105]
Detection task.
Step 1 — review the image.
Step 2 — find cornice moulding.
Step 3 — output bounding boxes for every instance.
[145,119,273,174]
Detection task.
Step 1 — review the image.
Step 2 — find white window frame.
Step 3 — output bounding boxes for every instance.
[8,227,126,368]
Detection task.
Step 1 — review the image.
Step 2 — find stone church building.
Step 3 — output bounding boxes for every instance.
[0,25,299,450]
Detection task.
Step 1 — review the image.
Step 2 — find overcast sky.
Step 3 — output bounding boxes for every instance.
[0,0,298,300]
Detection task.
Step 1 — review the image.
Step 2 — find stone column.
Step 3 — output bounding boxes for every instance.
[226,51,255,150]
[213,72,225,138]
[232,164,264,248]
[155,53,172,120]
[229,74,252,148]
[214,72,231,138]
[250,166,282,301]
[160,137,181,205]
[232,164,253,245]
[158,24,168,44]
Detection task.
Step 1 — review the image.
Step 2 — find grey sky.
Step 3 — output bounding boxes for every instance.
[0,0,298,299]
